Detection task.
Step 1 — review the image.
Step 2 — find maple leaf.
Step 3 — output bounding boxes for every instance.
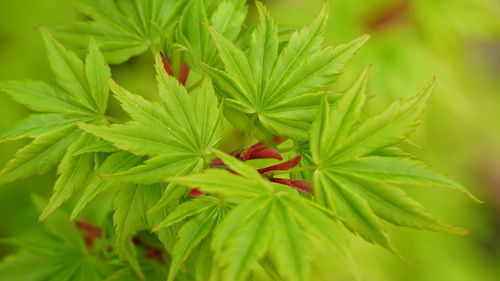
[55,0,188,64]
[206,1,368,141]
[0,29,115,220]
[0,196,114,281]
[152,196,228,281]
[308,68,479,251]
[175,0,248,71]
[80,54,223,216]
[164,149,353,281]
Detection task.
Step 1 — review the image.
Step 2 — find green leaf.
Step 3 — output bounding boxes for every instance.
[332,156,480,202]
[58,0,188,63]
[40,132,96,221]
[113,153,202,184]
[0,113,88,143]
[169,157,353,281]
[47,254,111,281]
[153,196,219,232]
[203,65,252,108]
[0,29,114,208]
[313,170,395,251]
[286,196,353,265]
[73,138,118,155]
[192,79,223,150]
[79,121,186,157]
[192,237,213,281]
[208,3,367,140]
[85,38,111,114]
[216,199,274,281]
[70,152,143,220]
[148,182,192,215]
[210,0,247,40]
[211,197,267,259]
[113,184,150,259]
[168,209,218,281]
[141,184,179,256]
[122,240,145,281]
[266,4,329,98]
[332,172,469,234]
[178,0,211,62]
[165,149,274,199]
[249,1,279,98]
[166,169,266,198]
[0,250,58,281]
[109,79,172,133]
[268,199,308,281]
[257,256,284,281]
[207,25,256,104]
[0,198,113,281]
[1,29,110,119]
[0,80,87,114]
[211,148,270,185]
[0,249,111,281]
[176,0,247,69]
[265,35,370,107]
[155,59,219,150]
[310,67,370,163]
[82,57,222,187]
[309,74,476,250]
[105,260,168,281]
[333,80,435,162]
[42,28,96,110]
[104,269,140,281]
[0,126,80,185]
[259,91,342,125]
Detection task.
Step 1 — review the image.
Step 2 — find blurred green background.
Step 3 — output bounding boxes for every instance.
[0,0,499,280]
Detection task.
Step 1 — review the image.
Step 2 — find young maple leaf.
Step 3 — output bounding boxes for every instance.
[163,149,353,281]
[205,1,369,141]
[112,183,163,267]
[175,0,248,71]
[55,0,188,64]
[79,54,223,209]
[0,29,118,220]
[152,195,229,281]
[0,196,114,281]
[308,68,480,251]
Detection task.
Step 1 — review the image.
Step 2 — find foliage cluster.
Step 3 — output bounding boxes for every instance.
[0,0,478,280]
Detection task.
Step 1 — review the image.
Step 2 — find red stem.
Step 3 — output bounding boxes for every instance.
[270,178,313,194]
[179,62,190,85]
[160,53,174,76]
[257,154,302,174]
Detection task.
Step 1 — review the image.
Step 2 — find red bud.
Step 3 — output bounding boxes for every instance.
[179,62,190,85]
[245,148,282,161]
[270,178,313,194]
[188,188,204,197]
[146,247,165,264]
[160,53,174,76]
[76,221,102,248]
[258,154,302,174]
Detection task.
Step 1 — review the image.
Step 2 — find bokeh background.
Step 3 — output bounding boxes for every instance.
[0,0,499,280]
